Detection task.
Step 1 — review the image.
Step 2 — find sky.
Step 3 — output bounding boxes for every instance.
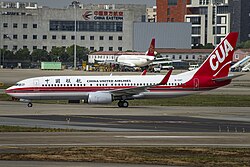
[6,0,155,8]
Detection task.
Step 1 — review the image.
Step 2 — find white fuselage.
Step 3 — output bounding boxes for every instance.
[116,55,155,67]
[6,70,202,101]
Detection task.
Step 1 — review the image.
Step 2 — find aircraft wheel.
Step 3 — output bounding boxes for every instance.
[118,101,123,107]
[27,102,33,107]
[122,101,129,108]
[118,101,129,108]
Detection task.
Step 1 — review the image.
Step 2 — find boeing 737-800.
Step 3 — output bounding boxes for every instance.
[6,32,240,108]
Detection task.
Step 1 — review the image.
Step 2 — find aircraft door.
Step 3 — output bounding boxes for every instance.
[193,78,199,90]
[33,79,40,92]
[33,79,39,86]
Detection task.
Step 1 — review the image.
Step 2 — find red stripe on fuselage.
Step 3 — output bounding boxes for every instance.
[5,85,216,94]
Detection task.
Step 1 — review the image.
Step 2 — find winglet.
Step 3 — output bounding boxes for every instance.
[159,69,172,85]
[141,70,147,75]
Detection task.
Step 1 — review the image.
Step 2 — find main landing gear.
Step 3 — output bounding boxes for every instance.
[118,100,129,108]
[27,102,33,107]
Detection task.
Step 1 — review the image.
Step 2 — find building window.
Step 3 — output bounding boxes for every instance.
[50,20,123,32]
[168,0,178,5]
[62,35,66,40]
[172,55,175,59]
[23,24,28,28]
[52,35,57,40]
[33,46,37,50]
[33,35,37,39]
[13,45,18,51]
[90,36,94,40]
[179,55,182,59]
[189,17,201,25]
[52,46,56,49]
[3,45,8,49]
[118,36,122,40]
[43,46,47,50]
[171,18,174,22]
[99,47,104,51]
[192,55,195,59]
[43,35,47,39]
[192,27,201,34]
[167,8,170,15]
[33,24,37,28]
[186,55,189,59]
[23,46,27,49]
[3,23,8,28]
[3,34,10,39]
[13,23,18,28]
[99,36,104,40]
[13,35,18,39]
[81,36,85,40]
[71,35,75,40]
[109,47,113,51]
[109,36,113,40]
[118,47,122,51]
[90,47,94,51]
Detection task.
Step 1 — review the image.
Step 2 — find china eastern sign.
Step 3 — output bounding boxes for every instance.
[82,10,124,21]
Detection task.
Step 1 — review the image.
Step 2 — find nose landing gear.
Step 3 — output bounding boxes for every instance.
[118,100,129,108]
[27,102,33,107]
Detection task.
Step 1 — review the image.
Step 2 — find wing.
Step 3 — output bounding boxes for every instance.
[108,69,172,97]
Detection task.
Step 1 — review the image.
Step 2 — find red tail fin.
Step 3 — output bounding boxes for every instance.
[146,38,155,56]
[195,32,238,78]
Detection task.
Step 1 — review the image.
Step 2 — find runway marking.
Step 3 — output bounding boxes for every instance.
[116,136,237,139]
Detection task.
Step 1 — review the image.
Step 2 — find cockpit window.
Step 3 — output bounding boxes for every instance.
[15,83,25,86]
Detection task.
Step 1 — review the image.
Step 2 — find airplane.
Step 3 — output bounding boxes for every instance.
[96,38,156,67]
[6,32,241,108]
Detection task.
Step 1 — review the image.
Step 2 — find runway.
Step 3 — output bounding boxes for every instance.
[0,101,250,147]
[0,132,250,147]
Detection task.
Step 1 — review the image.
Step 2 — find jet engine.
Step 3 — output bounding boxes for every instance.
[88,92,113,104]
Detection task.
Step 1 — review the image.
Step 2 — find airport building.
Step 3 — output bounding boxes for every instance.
[0,2,146,52]
[155,48,212,61]
[0,1,192,54]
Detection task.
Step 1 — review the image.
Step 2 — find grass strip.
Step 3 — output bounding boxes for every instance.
[128,94,250,107]
[0,147,249,167]
[1,94,250,107]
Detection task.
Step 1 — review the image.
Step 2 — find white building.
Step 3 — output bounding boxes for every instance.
[146,6,157,22]
[155,48,212,62]
[88,51,144,64]
[185,0,230,46]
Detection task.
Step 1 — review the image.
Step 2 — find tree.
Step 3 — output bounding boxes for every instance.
[243,40,250,49]
[1,49,15,61]
[66,45,89,64]
[49,47,69,62]
[14,48,30,60]
[31,49,49,62]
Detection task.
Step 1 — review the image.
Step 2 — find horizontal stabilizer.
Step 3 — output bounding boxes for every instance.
[212,74,244,82]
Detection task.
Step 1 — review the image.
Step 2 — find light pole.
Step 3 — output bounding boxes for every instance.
[72,1,80,70]
[213,0,220,47]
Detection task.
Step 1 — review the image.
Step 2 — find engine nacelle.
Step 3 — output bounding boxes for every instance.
[88,92,113,104]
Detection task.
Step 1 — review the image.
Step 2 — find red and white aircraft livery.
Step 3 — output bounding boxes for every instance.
[6,32,240,108]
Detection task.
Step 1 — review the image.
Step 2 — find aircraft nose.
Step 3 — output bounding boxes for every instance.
[5,86,13,94]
